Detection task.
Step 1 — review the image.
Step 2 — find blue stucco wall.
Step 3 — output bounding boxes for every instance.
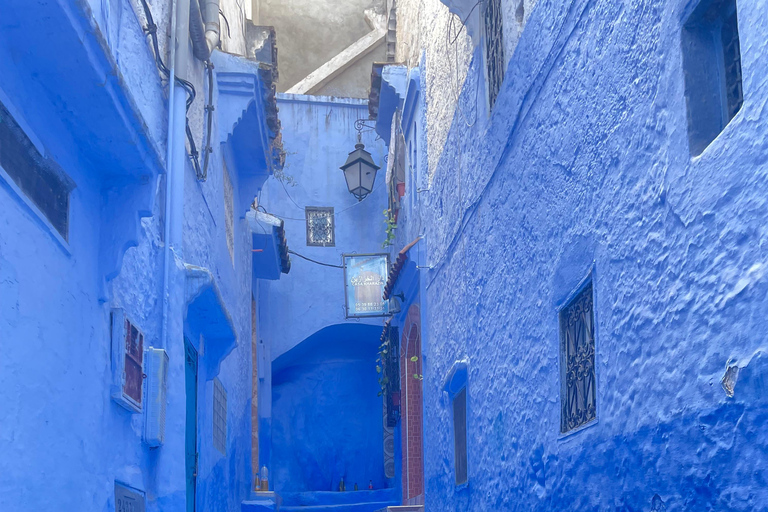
[258,94,388,362]
[409,0,768,510]
[257,94,390,496]
[0,2,263,511]
[271,324,386,493]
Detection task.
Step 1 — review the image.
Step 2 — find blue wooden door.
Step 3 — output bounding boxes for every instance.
[184,337,198,512]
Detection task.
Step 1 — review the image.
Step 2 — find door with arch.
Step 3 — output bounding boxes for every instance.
[400,304,424,505]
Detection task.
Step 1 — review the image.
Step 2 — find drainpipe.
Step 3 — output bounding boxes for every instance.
[202,0,221,54]
[161,0,191,349]
[190,0,220,61]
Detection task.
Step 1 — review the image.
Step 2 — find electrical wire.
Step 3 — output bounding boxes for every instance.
[139,0,212,181]
[448,0,484,45]
[447,5,479,128]
[288,250,344,269]
[268,178,385,221]
[219,9,231,38]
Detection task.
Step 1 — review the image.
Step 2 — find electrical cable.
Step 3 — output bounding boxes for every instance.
[288,250,344,269]
[139,0,212,181]
[268,178,385,221]
[219,9,231,38]
[448,0,484,45]
[446,5,479,128]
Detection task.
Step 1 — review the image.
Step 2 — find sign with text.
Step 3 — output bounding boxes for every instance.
[115,483,145,512]
[344,253,390,318]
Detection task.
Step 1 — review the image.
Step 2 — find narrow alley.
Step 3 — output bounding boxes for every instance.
[1,0,767,511]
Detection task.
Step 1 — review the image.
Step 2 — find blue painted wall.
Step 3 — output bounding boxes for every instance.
[398,0,768,510]
[259,94,388,361]
[257,93,390,496]
[271,324,386,492]
[0,2,270,511]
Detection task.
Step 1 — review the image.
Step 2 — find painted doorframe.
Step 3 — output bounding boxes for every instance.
[400,304,424,505]
[184,336,199,512]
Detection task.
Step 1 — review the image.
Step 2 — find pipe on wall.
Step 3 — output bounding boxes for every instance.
[202,0,221,54]
[190,0,221,61]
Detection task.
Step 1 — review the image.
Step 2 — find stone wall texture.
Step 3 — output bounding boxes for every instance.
[393,0,768,510]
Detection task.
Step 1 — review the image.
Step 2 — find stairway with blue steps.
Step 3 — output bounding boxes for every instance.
[278,489,398,512]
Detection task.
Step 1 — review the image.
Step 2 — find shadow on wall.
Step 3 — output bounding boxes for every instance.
[271,323,386,492]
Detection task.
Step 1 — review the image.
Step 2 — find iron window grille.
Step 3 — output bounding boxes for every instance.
[559,281,596,433]
[483,0,506,110]
[0,100,72,240]
[305,207,335,247]
[453,386,468,486]
[213,378,227,455]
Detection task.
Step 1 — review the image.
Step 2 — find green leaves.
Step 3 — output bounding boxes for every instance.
[382,208,397,248]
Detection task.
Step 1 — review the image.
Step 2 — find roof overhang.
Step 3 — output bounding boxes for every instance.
[213,51,285,216]
[368,64,408,145]
[383,237,422,300]
[246,209,291,281]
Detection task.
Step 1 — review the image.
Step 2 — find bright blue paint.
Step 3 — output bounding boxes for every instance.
[0,2,276,511]
[185,338,199,512]
[388,0,768,510]
[271,324,386,493]
[257,94,392,507]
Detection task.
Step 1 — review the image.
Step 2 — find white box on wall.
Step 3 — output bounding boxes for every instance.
[143,347,169,447]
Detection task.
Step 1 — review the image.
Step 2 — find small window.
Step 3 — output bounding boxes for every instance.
[305,207,335,247]
[559,281,596,434]
[681,0,743,156]
[223,160,235,263]
[110,309,145,413]
[453,387,468,486]
[483,0,505,110]
[0,100,72,240]
[213,378,227,455]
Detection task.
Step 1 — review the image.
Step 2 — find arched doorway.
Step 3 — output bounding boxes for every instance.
[400,304,424,505]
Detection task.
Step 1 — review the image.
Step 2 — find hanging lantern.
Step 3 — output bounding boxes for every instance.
[340,140,380,201]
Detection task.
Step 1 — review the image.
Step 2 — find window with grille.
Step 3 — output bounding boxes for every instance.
[305,207,335,247]
[681,0,743,156]
[483,0,505,110]
[213,378,227,455]
[0,100,72,240]
[453,386,468,486]
[559,281,596,434]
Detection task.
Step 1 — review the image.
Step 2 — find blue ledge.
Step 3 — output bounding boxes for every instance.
[373,65,408,145]
[0,0,165,292]
[184,264,238,377]
[213,51,283,217]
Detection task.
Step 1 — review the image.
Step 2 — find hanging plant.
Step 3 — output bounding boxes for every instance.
[382,209,396,248]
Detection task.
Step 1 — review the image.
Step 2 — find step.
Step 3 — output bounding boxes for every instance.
[281,489,398,507]
[373,507,423,512]
[281,502,397,512]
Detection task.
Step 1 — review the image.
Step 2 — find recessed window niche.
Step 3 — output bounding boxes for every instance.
[681,0,743,156]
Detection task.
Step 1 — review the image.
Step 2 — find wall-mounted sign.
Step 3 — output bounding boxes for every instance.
[115,482,145,512]
[343,253,390,318]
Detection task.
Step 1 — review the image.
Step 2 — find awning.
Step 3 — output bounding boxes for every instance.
[383,237,422,300]
[246,209,291,281]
